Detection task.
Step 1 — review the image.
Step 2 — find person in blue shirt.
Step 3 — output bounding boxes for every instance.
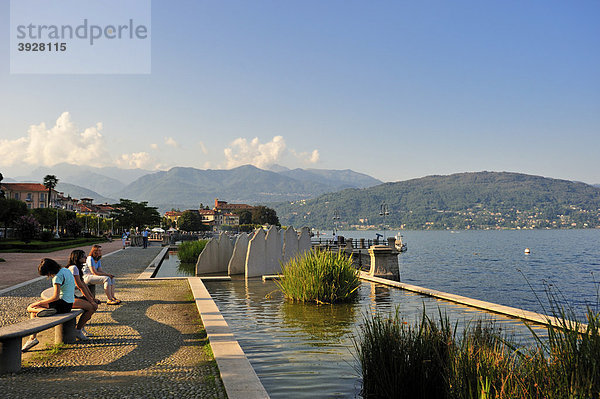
[142,228,149,249]
[22,258,77,352]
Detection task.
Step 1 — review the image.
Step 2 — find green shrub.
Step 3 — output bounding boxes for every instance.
[177,239,208,263]
[276,250,359,304]
[0,258,5,262]
[39,230,54,241]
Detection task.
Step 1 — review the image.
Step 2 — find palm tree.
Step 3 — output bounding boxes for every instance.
[43,175,59,208]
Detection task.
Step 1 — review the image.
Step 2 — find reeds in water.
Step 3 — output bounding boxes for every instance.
[355,306,600,398]
[177,239,208,263]
[276,250,360,304]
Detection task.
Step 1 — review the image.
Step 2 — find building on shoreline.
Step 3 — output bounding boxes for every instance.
[164,199,253,230]
[1,183,113,218]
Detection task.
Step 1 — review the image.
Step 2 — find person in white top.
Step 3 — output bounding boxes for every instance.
[67,250,98,339]
[82,244,121,305]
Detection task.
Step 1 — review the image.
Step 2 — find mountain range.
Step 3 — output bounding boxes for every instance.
[5,163,382,212]
[272,172,600,230]
[5,166,600,230]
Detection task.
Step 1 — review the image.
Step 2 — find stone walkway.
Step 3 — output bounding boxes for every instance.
[0,239,124,290]
[0,245,227,398]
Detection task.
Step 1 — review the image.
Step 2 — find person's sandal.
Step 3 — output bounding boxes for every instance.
[36,308,57,317]
[106,300,121,305]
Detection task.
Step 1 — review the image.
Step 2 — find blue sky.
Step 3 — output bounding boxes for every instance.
[1,0,599,183]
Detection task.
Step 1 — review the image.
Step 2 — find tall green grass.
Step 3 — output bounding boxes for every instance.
[276,250,360,304]
[355,307,600,398]
[177,239,208,263]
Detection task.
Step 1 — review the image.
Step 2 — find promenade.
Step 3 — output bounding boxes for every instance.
[0,245,226,398]
[0,240,124,290]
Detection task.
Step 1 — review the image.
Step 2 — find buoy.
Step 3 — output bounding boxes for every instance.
[524,248,530,254]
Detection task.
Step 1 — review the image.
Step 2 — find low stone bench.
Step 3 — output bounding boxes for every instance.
[0,309,84,373]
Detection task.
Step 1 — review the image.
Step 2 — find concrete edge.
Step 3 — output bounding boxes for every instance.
[188,277,270,399]
[136,246,169,280]
[0,247,122,296]
[0,276,46,296]
[359,272,587,332]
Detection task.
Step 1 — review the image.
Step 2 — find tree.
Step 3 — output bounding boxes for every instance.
[65,218,82,238]
[43,174,59,208]
[111,199,161,230]
[252,205,280,226]
[0,172,4,199]
[31,208,56,230]
[14,214,40,243]
[236,210,252,225]
[178,210,208,232]
[0,198,28,238]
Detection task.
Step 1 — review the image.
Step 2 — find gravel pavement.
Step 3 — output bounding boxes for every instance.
[0,245,226,399]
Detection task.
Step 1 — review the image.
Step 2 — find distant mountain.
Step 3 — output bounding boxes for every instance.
[115,165,382,212]
[12,163,152,196]
[56,182,115,204]
[273,172,600,230]
[278,168,381,189]
[594,184,600,188]
[267,164,291,172]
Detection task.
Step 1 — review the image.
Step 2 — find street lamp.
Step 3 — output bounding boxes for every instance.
[379,202,390,239]
[54,204,65,239]
[332,209,340,235]
[54,205,60,239]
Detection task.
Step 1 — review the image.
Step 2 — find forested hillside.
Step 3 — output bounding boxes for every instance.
[273,172,600,230]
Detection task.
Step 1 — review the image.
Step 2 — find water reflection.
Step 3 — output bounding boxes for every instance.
[368,284,391,312]
[280,301,356,344]
[205,279,544,398]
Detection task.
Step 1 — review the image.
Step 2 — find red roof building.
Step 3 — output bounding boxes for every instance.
[1,183,58,209]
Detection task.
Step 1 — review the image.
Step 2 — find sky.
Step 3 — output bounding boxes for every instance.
[1,0,599,184]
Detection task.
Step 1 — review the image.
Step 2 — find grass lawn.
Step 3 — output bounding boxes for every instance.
[0,238,107,253]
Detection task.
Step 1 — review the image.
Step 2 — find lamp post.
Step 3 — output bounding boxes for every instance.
[379,202,389,239]
[54,205,60,239]
[332,209,340,235]
[97,215,100,237]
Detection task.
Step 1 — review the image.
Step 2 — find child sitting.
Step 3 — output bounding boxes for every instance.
[22,258,79,352]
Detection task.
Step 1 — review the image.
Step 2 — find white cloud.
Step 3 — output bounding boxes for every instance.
[224,136,287,169]
[150,143,158,150]
[224,136,320,169]
[115,152,157,169]
[290,148,320,164]
[165,137,179,148]
[0,112,110,168]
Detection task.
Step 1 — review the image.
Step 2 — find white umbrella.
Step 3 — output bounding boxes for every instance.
[167,227,177,232]
[152,227,165,233]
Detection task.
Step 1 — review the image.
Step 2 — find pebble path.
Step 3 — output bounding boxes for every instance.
[0,245,227,398]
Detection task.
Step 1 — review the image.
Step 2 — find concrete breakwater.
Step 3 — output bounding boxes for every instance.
[194,229,403,281]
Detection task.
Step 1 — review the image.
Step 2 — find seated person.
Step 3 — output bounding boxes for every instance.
[22,258,79,352]
[67,249,99,338]
[82,244,121,305]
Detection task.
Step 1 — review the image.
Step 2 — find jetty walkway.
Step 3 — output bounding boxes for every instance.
[0,245,226,398]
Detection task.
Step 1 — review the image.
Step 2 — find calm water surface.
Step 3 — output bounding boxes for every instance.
[205,278,543,399]
[337,229,600,317]
[160,229,600,398]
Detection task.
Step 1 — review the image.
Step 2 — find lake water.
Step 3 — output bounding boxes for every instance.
[335,229,600,319]
[159,229,600,398]
[205,278,546,399]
